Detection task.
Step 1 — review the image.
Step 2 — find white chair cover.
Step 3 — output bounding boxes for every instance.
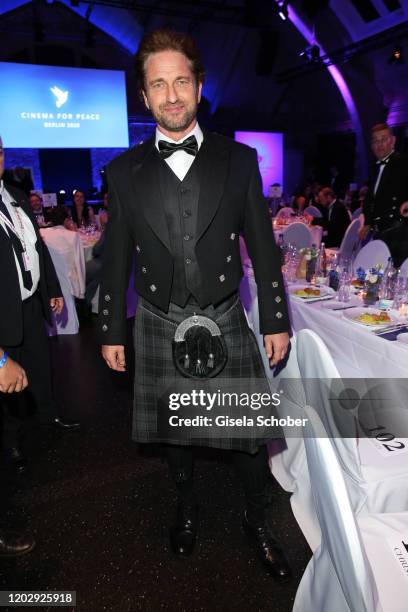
[294,405,408,612]
[296,329,408,516]
[398,257,408,277]
[240,284,320,550]
[352,206,362,220]
[282,222,312,251]
[293,405,380,612]
[353,240,390,273]
[275,206,295,221]
[43,242,79,335]
[338,218,361,261]
[304,205,322,218]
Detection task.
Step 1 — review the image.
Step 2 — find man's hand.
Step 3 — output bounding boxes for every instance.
[0,355,28,393]
[264,332,290,367]
[102,345,126,372]
[50,297,64,315]
[358,225,371,241]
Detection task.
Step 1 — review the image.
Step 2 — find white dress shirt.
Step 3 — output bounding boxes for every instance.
[155,123,203,181]
[373,151,393,195]
[0,180,40,300]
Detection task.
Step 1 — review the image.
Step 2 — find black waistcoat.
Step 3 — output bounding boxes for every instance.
[157,153,205,307]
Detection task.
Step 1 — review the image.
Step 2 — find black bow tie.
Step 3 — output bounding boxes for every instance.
[376,157,390,166]
[158,135,198,159]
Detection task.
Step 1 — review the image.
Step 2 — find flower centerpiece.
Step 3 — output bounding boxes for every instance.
[363,265,384,306]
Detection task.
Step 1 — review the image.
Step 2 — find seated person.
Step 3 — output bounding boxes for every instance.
[29,193,46,225]
[70,190,95,228]
[379,202,408,268]
[292,193,306,214]
[308,186,350,247]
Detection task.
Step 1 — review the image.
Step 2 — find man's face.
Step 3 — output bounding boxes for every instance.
[317,191,331,208]
[400,201,408,218]
[0,138,4,180]
[142,50,202,139]
[371,129,395,160]
[29,194,42,212]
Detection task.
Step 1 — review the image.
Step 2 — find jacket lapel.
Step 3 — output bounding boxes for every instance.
[129,138,171,253]
[196,130,229,241]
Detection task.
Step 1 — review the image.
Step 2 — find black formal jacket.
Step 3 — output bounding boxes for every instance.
[363,152,408,231]
[0,184,61,347]
[99,131,290,345]
[312,200,350,248]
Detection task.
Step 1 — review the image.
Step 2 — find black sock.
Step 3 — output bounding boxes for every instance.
[163,444,196,504]
[232,445,272,525]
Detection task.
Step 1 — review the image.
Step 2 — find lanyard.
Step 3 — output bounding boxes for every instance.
[0,208,27,251]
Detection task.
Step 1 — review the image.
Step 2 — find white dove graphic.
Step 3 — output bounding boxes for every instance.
[50,86,69,108]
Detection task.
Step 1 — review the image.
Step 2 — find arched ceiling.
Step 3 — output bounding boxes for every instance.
[1,0,407,138]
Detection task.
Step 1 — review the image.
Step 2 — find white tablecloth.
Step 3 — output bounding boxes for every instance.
[40,227,85,299]
[243,271,408,379]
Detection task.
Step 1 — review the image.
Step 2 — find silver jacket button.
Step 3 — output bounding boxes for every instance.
[102,324,108,331]
[105,294,111,302]
[219,275,225,282]
[150,284,157,292]
[103,309,109,315]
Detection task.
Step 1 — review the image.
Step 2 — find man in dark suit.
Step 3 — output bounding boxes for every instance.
[100,30,292,579]
[360,123,408,240]
[310,186,350,247]
[0,137,79,475]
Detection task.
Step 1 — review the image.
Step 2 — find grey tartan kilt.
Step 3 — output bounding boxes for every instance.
[132,293,278,453]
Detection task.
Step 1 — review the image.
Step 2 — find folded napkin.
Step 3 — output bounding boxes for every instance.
[377,325,408,342]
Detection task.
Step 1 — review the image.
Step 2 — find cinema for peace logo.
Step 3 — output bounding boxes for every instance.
[50,86,69,108]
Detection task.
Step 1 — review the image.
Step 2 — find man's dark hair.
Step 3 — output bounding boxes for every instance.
[134,29,205,92]
[319,186,336,199]
[50,206,68,227]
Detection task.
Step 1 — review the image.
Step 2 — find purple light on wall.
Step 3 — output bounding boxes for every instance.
[234,131,283,196]
[285,3,366,180]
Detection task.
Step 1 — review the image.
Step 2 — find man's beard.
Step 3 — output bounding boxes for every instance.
[154,101,197,134]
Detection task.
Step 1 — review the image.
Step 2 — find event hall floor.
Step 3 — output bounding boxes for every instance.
[1,318,311,612]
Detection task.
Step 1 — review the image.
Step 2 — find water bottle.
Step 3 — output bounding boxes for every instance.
[382,257,396,300]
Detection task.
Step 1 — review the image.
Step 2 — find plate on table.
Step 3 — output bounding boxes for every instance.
[289,284,335,302]
[342,307,398,328]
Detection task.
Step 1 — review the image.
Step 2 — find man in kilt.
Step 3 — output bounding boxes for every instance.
[100,29,292,580]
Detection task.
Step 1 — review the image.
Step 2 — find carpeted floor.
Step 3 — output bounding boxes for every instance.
[0,317,311,612]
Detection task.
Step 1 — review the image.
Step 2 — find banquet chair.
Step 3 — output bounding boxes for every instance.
[304,205,322,218]
[352,206,362,220]
[338,218,361,261]
[44,242,80,335]
[353,240,390,273]
[293,405,408,612]
[275,206,295,221]
[282,222,312,251]
[241,286,320,550]
[296,329,408,516]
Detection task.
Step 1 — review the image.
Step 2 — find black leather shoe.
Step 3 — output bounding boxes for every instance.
[4,447,27,475]
[242,512,292,582]
[0,531,35,557]
[53,417,80,430]
[169,500,198,557]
